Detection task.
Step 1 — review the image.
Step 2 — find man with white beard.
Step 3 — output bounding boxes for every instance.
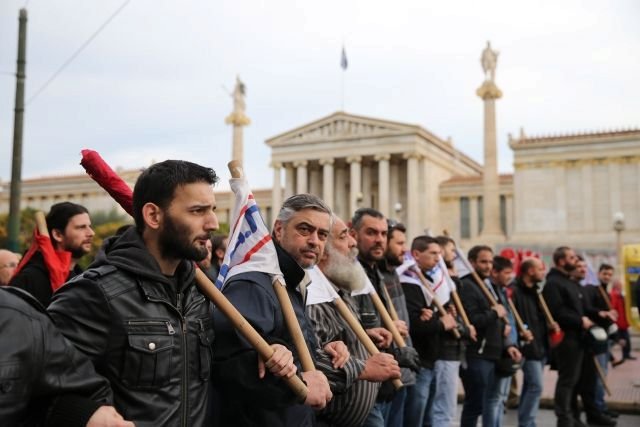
[307,216,401,427]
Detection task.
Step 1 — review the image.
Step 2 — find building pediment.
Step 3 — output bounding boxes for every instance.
[266,111,417,147]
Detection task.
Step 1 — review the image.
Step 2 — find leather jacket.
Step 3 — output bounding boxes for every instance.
[0,287,112,426]
[48,227,213,426]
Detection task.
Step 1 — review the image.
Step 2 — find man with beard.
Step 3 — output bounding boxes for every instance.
[542,247,597,427]
[511,257,557,427]
[47,160,292,426]
[213,194,336,427]
[307,215,402,427]
[11,202,95,306]
[378,220,420,427]
[458,245,517,427]
[349,208,404,427]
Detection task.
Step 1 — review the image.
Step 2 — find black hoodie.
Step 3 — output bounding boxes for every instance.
[48,227,213,427]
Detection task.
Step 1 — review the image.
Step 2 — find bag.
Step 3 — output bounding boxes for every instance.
[495,350,522,377]
[586,326,608,355]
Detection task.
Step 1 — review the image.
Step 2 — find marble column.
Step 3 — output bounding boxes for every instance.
[581,162,594,231]
[284,164,295,200]
[347,156,362,217]
[404,152,421,238]
[335,166,347,220]
[319,158,335,209]
[362,162,372,208]
[294,160,308,194]
[470,196,479,239]
[390,161,401,220]
[271,162,282,220]
[375,154,390,217]
[309,166,321,197]
[476,68,504,241]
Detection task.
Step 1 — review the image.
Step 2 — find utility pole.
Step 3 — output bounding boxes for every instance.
[7,8,28,252]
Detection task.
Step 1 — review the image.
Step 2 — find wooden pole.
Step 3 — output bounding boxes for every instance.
[413,267,461,339]
[537,293,556,326]
[369,291,406,348]
[451,291,472,330]
[379,283,399,322]
[34,211,48,236]
[227,160,315,373]
[195,269,308,399]
[592,355,612,397]
[597,286,613,310]
[506,297,528,338]
[333,298,403,389]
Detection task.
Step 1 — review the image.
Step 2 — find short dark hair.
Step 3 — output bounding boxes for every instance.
[468,245,492,262]
[493,255,513,272]
[435,235,455,248]
[552,246,571,266]
[351,208,384,231]
[132,160,219,232]
[411,235,439,252]
[46,202,89,238]
[599,263,614,273]
[519,258,537,276]
[211,234,228,254]
[276,194,332,226]
[387,220,406,241]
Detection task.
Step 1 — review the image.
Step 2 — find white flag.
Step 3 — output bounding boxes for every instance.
[351,263,376,296]
[452,247,472,278]
[306,266,340,306]
[426,257,452,305]
[397,252,432,306]
[216,177,284,290]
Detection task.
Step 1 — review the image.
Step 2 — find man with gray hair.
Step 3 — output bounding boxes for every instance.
[213,194,342,426]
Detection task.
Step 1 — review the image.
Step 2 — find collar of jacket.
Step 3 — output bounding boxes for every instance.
[273,240,306,291]
[547,267,569,280]
[515,277,540,294]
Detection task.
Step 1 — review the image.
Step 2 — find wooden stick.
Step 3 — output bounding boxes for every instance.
[451,290,472,329]
[537,292,556,326]
[506,297,528,338]
[597,286,613,311]
[369,291,407,348]
[379,283,399,322]
[195,269,307,400]
[592,355,612,397]
[34,211,48,236]
[333,298,403,390]
[413,267,461,339]
[227,160,316,373]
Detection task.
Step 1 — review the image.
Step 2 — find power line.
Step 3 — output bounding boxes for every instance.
[26,0,131,106]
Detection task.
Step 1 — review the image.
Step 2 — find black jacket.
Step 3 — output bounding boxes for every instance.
[437,276,466,361]
[10,251,82,307]
[459,274,507,361]
[511,278,547,360]
[582,283,614,329]
[542,268,584,342]
[211,243,316,427]
[0,287,112,426]
[47,227,213,427]
[401,281,443,369]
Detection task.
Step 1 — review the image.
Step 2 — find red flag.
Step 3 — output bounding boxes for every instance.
[14,229,72,292]
[80,149,133,215]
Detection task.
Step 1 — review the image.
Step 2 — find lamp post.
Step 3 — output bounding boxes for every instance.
[613,211,625,276]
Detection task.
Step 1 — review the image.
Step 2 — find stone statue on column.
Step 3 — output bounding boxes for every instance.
[225,76,251,165]
[481,41,499,82]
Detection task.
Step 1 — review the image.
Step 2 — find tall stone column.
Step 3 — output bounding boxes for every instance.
[375,154,391,217]
[294,160,308,194]
[476,41,504,242]
[319,158,335,209]
[404,152,421,238]
[335,166,347,220]
[362,162,372,208]
[271,162,282,219]
[225,76,250,165]
[284,164,295,199]
[309,166,321,197]
[347,156,362,216]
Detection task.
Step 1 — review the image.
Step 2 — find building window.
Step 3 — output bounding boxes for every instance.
[500,195,507,234]
[477,196,483,234]
[460,197,470,239]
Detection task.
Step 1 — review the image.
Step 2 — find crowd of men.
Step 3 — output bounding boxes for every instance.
[0,159,635,427]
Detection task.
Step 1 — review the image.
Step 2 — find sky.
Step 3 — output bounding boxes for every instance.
[0,0,639,191]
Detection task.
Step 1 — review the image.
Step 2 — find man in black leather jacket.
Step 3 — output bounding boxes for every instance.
[0,286,132,427]
[48,160,290,426]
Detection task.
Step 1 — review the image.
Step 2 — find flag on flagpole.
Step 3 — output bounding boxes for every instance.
[439,256,457,293]
[306,266,340,306]
[452,247,472,278]
[351,263,376,296]
[216,177,284,289]
[397,252,433,305]
[426,257,453,305]
[340,46,348,70]
[580,252,599,286]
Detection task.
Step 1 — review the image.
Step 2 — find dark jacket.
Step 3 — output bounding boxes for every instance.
[47,227,213,427]
[402,281,443,369]
[211,243,316,427]
[542,268,584,342]
[437,276,466,361]
[459,274,507,361]
[0,287,112,426]
[511,278,547,360]
[582,283,614,329]
[10,251,82,307]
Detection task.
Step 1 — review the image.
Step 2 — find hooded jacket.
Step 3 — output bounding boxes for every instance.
[511,278,548,360]
[48,227,213,427]
[542,267,584,342]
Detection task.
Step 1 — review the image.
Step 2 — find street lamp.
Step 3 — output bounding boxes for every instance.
[613,211,625,275]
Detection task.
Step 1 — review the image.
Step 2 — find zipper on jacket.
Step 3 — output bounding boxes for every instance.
[166,321,176,335]
[178,292,188,427]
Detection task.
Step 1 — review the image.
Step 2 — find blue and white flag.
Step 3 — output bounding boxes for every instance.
[216,177,283,289]
[397,252,432,305]
[340,46,348,70]
[426,256,453,305]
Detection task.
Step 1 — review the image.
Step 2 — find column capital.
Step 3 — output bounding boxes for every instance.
[346,155,362,164]
[293,160,308,168]
[318,157,335,166]
[374,153,391,162]
[402,152,422,160]
[270,161,283,169]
